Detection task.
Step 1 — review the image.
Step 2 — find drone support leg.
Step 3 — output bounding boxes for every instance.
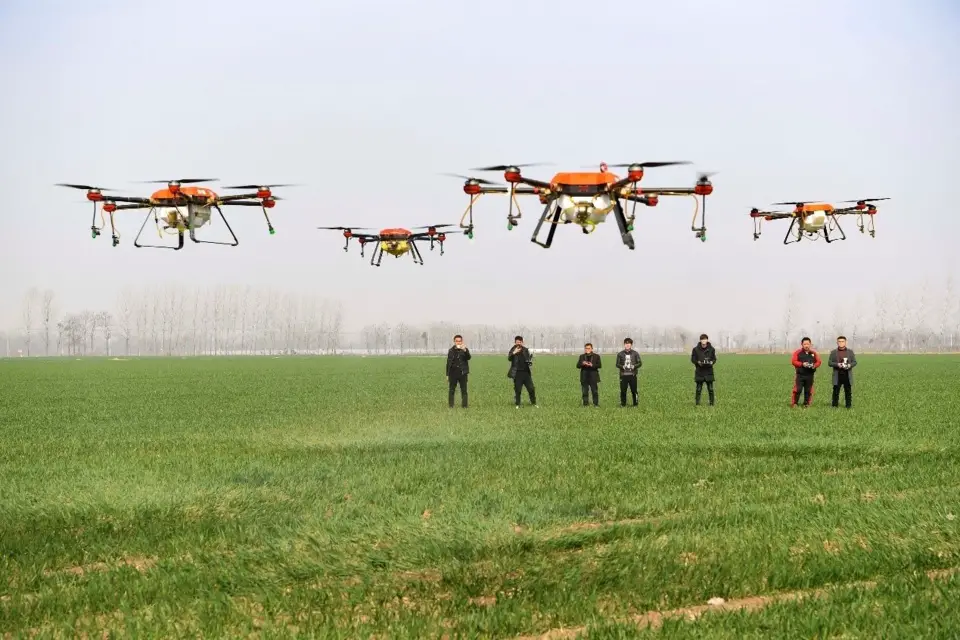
[530,201,561,249]
[824,216,847,243]
[459,195,480,234]
[108,211,119,247]
[753,217,763,241]
[692,195,707,241]
[371,243,384,267]
[410,241,425,265]
[782,218,801,245]
[611,200,636,251]
[134,207,184,250]
[261,205,275,235]
[189,205,239,246]
[507,185,524,229]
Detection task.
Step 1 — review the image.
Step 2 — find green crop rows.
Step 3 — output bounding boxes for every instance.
[1,354,959,637]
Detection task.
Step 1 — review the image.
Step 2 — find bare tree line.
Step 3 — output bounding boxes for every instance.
[5,278,960,357]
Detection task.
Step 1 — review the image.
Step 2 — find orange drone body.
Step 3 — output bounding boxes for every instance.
[148,186,218,202]
[548,171,620,187]
[796,202,835,214]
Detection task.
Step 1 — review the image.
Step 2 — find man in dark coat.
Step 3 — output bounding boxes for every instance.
[615,337,642,407]
[507,335,537,408]
[445,334,471,408]
[828,335,857,408]
[790,336,822,407]
[576,342,602,406]
[690,333,717,405]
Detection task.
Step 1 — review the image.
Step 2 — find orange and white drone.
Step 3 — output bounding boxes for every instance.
[56,179,289,250]
[749,198,889,245]
[317,223,463,266]
[446,161,715,250]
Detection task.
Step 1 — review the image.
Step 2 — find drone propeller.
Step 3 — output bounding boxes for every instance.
[410,223,456,230]
[772,200,818,206]
[317,226,375,231]
[138,178,218,184]
[221,183,300,189]
[697,171,719,180]
[441,173,503,185]
[56,183,119,191]
[469,163,552,172]
[839,197,890,203]
[605,161,693,168]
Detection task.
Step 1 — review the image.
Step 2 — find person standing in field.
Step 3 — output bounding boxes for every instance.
[615,338,642,407]
[828,335,857,408]
[690,333,717,406]
[508,335,537,408]
[791,336,821,407]
[445,334,471,408]
[576,342,602,407]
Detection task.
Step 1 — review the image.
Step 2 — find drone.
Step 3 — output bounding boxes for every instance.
[318,224,463,266]
[56,179,288,250]
[749,198,889,245]
[445,161,714,250]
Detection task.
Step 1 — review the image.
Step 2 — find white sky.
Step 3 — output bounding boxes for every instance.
[2,0,958,332]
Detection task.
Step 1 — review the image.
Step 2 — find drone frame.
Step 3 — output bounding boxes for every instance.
[58,180,282,251]
[321,225,462,267]
[453,162,714,250]
[750,199,885,245]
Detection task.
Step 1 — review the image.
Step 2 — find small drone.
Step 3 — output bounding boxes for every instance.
[749,198,889,245]
[318,224,462,266]
[56,179,288,250]
[446,161,714,250]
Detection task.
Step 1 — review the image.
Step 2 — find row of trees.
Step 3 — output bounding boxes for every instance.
[6,279,960,357]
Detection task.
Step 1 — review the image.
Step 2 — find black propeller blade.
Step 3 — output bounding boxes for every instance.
[138,178,218,184]
[441,173,503,185]
[839,197,890,203]
[469,163,552,172]
[221,183,300,189]
[56,183,119,191]
[606,161,693,168]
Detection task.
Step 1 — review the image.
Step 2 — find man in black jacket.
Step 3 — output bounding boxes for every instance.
[690,333,717,406]
[445,334,471,408]
[576,342,602,406]
[828,335,857,408]
[507,335,537,408]
[615,338,642,407]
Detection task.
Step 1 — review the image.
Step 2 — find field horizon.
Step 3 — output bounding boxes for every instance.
[2,354,959,637]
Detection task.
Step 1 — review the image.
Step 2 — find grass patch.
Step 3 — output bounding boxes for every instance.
[1,354,959,636]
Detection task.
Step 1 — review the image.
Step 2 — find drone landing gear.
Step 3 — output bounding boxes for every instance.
[824,217,847,243]
[530,201,562,249]
[782,218,803,245]
[190,205,239,247]
[133,207,185,250]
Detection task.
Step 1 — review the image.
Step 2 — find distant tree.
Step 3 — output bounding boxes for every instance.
[40,290,55,356]
[22,288,38,356]
[97,311,114,356]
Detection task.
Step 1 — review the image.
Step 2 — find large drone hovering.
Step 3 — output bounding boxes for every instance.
[446,161,714,250]
[56,179,288,250]
[749,198,889,245]
[318,224,462,266]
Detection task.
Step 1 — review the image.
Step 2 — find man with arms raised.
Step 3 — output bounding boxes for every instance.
[828,335,857,408]
[508,335,537,408]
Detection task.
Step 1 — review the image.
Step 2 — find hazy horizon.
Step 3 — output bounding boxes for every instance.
[3,0,958,334]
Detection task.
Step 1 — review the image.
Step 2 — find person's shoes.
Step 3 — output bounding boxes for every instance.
[515,405,521,409]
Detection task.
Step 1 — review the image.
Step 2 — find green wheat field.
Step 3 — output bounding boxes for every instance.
[2,354,959,638]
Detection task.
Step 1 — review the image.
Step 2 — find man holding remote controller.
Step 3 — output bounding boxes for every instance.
[828,335,858,408]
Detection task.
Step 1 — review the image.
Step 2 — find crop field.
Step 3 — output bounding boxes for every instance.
[2,354,960,638]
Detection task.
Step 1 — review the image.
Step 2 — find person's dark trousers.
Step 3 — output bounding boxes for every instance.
[792,374,814,406]
[449,373,468,408]
[619,377,638,406]
[832,373,851,408]
[581,381,599,406]
[695,380,715,405]
[514,371,536,405]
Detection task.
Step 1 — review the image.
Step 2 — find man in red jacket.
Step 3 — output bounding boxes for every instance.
[790,336,821,407]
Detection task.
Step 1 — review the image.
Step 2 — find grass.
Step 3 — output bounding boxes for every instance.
[1,353,959,638]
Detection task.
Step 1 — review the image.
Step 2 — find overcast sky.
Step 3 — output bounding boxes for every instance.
[2,0,957,332]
